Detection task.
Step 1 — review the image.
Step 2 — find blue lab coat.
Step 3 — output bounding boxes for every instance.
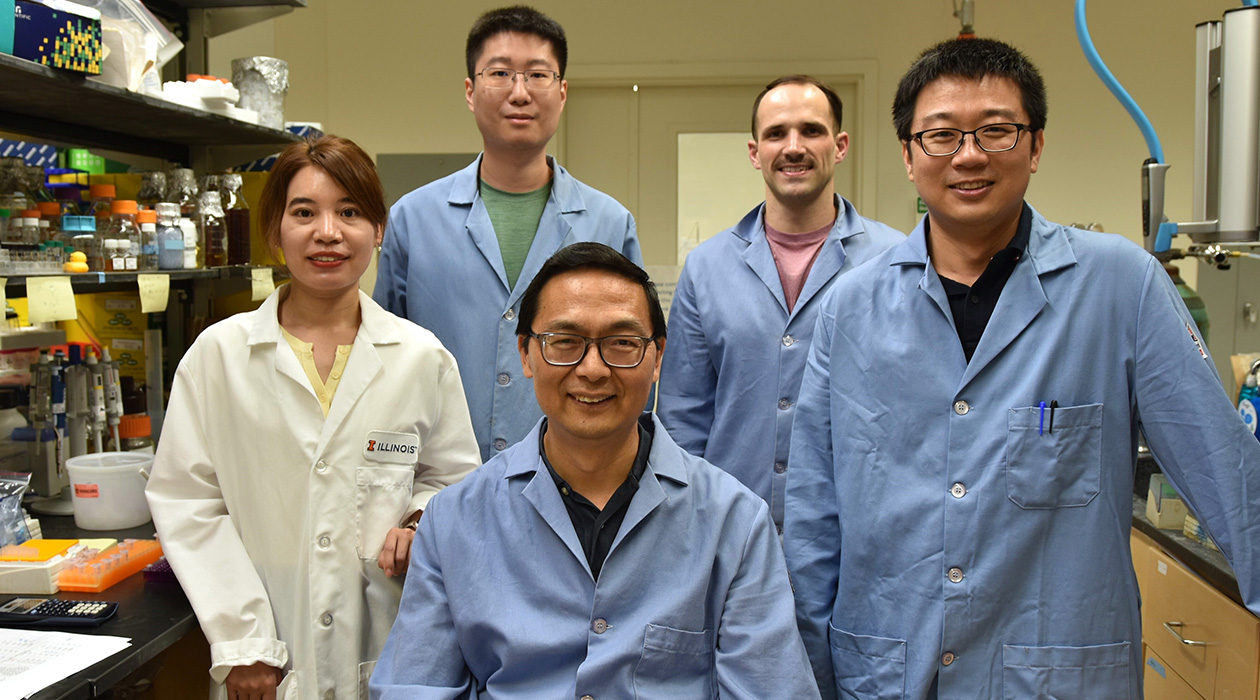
[374,155,641,462]
[658,196,903,528]
[784,207,1260,700]
[371,415,821,700]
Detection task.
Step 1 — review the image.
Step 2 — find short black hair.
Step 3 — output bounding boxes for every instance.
[751,75,844,139]
[892,38,1047,141]
[466,5,568,79]
[516,243,666,340]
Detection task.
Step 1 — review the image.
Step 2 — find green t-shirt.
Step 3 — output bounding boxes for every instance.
[480,179,552,290]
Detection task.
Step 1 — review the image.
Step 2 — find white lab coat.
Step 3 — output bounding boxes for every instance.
[146,288,480,700]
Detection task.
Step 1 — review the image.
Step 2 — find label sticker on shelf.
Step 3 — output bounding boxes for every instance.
[137,274,170,313]
[252,268,275,301]
[26,276,77,323]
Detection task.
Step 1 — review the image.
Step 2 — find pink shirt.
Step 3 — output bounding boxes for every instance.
[765,219,833,313]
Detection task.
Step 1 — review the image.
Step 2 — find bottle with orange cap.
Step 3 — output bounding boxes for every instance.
[136,209,159,270]
[106,200,139,272]
[37,201,61,241]
[88,184,115,222]
[117,414,154,454]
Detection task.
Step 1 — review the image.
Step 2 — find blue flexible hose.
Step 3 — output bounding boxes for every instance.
[1074,0,1165,163]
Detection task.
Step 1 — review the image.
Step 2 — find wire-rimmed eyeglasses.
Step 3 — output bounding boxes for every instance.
[527,332,657,368]
[911,123,1031,157]
[475,68,561,90]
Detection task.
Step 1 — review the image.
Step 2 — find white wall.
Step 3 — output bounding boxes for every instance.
[210,0,1242,286]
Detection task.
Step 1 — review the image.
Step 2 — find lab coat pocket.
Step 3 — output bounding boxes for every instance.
[355,466,414,560]
[277,670,300,700]
[1006,403,1103,509]
[633,624,715,699]
[1002,641,1130,699]
[828,624,906,699]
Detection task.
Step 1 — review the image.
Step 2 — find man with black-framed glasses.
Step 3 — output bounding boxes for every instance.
[373,243,820,699]
[375,5,640,465]
[784,38,1260,700]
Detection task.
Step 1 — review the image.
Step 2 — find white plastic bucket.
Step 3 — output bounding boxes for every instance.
[66,452,154,531]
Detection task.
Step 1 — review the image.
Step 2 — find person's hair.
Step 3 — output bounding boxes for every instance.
[257,135,387,257]
[892,38,1047,142]
[751,75,844,139]
[466,5,568,79]
[516,242,666,340]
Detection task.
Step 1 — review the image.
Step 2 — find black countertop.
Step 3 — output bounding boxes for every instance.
[19,517,197,700]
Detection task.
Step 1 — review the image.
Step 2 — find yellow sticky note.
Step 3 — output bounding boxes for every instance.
[137,274,170,313]
[251,267,275,301]
[0,277,7,313]
[26,276,78,323]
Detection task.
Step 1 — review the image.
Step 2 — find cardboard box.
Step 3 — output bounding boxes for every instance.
[12,0,101,75]
[1146,474,1189,530]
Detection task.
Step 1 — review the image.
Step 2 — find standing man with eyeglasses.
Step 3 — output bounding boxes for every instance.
[375,6,640,463]
[784,38,1260,700]
[657,76,902,532]
[372,243,821,700]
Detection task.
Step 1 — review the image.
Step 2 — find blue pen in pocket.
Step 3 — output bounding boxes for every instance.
[1039,401,1046,435]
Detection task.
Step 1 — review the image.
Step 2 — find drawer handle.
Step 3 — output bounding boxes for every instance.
[1163,621,1209,647]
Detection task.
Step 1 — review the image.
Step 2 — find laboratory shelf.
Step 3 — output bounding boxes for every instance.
[2,266,273,295]
[0,53,299,164]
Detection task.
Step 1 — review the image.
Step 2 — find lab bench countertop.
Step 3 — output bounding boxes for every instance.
[1130,494,1243,608]
[19,517,198,700]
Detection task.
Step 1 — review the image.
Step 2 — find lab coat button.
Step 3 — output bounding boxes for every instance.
[581,696,594,700]
[778,398,791,410]
[782,335,796,347]
[942,651,956,666]
[493,438,507,451]
[947,567,964,583]
[318,535,331,548]
[950,483,966,498]
[774,461,786,474]
[497,373,511,386]
[953,400,970,415]
[315,460,328,473]
[503,308,516,321]
[324,691,334,700]
[321,613,333,626]
[592,618,608,634]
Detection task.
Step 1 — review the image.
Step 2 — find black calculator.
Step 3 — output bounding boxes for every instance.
[0,597,119,628]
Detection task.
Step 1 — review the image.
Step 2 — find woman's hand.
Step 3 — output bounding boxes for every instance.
[225,662,282,700]
[378,526,416,577]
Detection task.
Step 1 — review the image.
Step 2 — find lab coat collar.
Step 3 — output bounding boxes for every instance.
[510,414,686,580]
[735,194,864,317]
[447,153,588,215]
[245,287,404,347]
[888,203,1077,274]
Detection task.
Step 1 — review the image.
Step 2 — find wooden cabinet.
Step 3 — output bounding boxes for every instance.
[1132,529,1260,699]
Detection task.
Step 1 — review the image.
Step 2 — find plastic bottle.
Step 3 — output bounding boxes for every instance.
[0,387,29,472]
[222,173,251,265]
[155,202,185,270]
[1241,366,1260,442]
[180,217,200,269]
[199,190,227,268]
[106,200,140,272]
[37,201,60,240]
[136,209,158,270]
[88,184,116,223]
[117,414,154,454]
[18,210,41,245]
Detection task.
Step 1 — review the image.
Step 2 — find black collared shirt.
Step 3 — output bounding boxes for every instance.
[937,204,1032,362]
[540,415,654,581]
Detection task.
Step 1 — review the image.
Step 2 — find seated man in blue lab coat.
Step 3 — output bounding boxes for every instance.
[372,242,820,700]
[784,38,1260,700]
[374,6,640,464]
[658,75,903,531]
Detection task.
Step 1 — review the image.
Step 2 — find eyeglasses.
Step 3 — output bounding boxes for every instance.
[527,332,658,368]
[911,123,1031,157]
[475,68,561,90]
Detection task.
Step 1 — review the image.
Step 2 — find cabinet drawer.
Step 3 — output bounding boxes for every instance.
[1144,645,1205,700]
[1132,530,1260,699]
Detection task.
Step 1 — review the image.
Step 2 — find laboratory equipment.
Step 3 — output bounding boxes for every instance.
[136,208,158,270]
[57,539,162,592]
[198,190,227,267]
[155,202,184,270]
[135,171,166,209]
[105,200,139,271]
[65,452,153,531]
[0,597,119,627]
[222,173,251,265]
[87,184,115,222]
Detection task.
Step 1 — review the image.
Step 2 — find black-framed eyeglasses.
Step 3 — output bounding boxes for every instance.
[911,122,1031,157]
[475,68,561,90]
[527,332,658,368]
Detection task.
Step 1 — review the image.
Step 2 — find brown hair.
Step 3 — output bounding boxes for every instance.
[257,135,387,257]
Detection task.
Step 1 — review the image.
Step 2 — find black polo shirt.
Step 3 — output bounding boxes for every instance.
[540,415,654,581]
[936,204,1032,362]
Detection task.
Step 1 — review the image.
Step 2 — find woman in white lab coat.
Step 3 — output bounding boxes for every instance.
[145,136,481,700]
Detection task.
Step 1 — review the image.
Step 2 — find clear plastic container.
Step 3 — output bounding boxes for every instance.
[222,173,251,265]
[155,202,185,270]
[88,184,116,223]
[199,190,227,268]
[106,200,139,271]
[136,209,158,270]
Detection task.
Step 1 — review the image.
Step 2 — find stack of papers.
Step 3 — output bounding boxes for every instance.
[0,629,130,699]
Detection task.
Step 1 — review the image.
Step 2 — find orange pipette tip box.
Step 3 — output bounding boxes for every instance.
[57,539,164,593]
